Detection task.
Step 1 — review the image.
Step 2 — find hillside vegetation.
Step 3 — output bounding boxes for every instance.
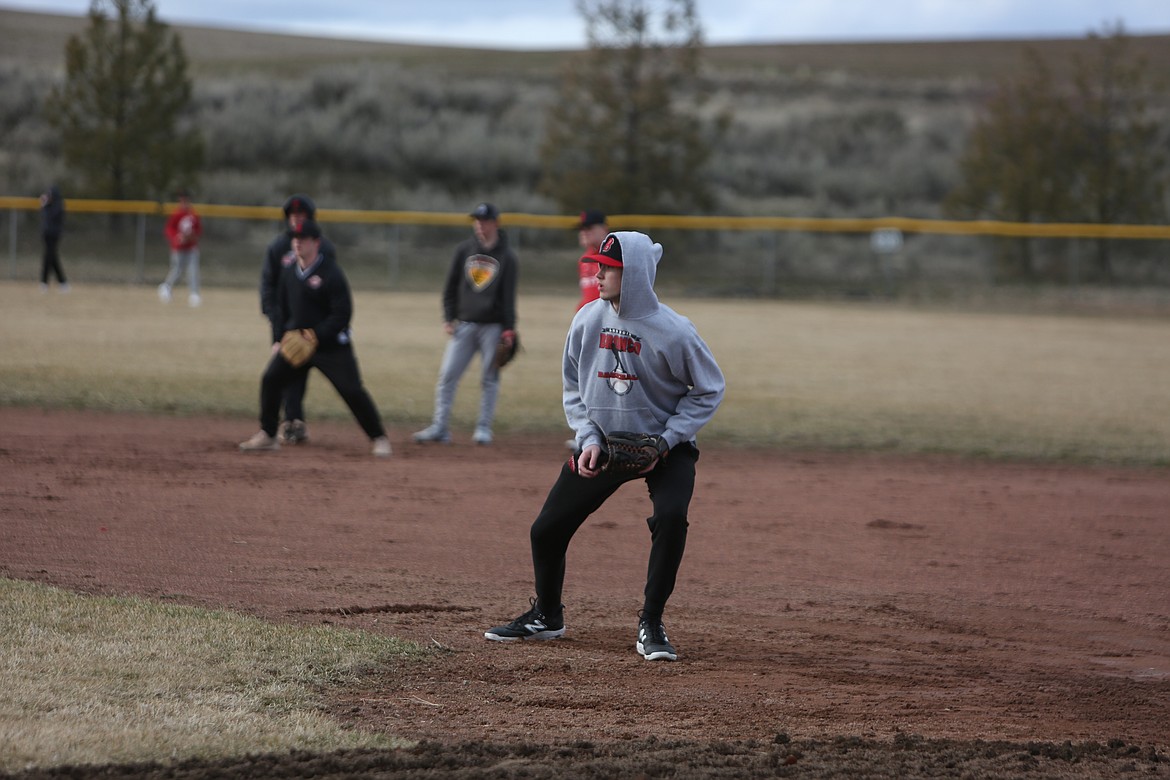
[3,8,1169,296]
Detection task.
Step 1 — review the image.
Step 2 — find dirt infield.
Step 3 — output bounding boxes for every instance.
[3,407,1169,778]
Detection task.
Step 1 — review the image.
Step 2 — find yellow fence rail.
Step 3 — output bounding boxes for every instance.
[4,196,1170,240]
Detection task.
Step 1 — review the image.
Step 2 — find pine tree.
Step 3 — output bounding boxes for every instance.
[44,0,203,200]
[1067,26,1167,278]
[946,26,1167,281]
[539,0,727,215]
[945,49,1077,279]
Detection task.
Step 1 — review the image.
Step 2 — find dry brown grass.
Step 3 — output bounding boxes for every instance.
[4,281,1170,464]
[0,579,421,774]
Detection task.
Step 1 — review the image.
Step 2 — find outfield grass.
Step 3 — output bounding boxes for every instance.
[0,579,423,773]
[4,281,1170,464]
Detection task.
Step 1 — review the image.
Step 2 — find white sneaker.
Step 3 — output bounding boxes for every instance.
[239,431,279,452]
[188,293,201,307]
[412,425,451,444]
[158,284,172,303]
[372,436,392,457]
[472,426,493,445]
[59,283,71,294]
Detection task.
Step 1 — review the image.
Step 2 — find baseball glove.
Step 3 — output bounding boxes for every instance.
[492,330,520,370]
[601,431,670,476]
[279,329,318,368]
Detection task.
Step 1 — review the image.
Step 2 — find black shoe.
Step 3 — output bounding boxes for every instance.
[637,618,678,661]
[484,598,565,642]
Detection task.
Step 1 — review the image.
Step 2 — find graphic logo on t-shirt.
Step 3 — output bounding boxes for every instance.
[466,254,500,291]
[597,328,641,395]
[308,275,322,289]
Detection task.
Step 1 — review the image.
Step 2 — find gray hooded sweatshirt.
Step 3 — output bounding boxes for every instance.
[563,231,725,453]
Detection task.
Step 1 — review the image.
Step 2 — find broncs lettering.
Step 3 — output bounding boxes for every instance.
[598,333,641,355]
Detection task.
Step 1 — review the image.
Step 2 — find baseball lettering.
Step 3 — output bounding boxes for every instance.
[598,327,641,394]
[598,332,642,355]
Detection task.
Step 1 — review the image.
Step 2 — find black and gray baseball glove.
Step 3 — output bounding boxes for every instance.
[600,431,670,475]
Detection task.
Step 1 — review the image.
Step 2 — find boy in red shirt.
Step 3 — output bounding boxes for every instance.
[574,209,608,311]
[160,189,203,307]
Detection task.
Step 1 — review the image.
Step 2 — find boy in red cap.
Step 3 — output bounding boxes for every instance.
[574,209,608,311]
[485,231,725,662]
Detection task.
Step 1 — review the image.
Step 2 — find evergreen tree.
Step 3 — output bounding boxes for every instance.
[1067,26,1167,278]
[945,49,1077,279]
[539,0,727,215]
[946,26,1167,281]
[44,0,203,200]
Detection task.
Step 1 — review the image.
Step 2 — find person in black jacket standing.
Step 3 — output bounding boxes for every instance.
[39,185,69,293]
[413,202,518,446]
[260,194,337,445]
[240,219,391,457]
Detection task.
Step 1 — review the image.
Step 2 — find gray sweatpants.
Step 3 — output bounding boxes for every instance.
[430,321,503,431]
[164,248,200,295]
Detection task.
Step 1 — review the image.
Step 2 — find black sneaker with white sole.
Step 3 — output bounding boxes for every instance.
[484,599,565,642]
[637,619,678,661]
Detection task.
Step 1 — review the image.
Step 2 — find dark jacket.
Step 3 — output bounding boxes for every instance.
[41,186,64,239]
[261,232,337,334]
[441,230,519,331]
[274,251,353,350]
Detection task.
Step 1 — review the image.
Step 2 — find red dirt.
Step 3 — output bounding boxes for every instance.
[2,406,1168,778]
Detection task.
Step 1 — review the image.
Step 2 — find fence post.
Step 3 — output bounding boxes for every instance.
[135,213,146,284]
[765,230,778,296]
[7,208,16,280]
[387,223,400,288]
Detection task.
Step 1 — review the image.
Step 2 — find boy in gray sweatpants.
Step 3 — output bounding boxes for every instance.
[413,202,519,446]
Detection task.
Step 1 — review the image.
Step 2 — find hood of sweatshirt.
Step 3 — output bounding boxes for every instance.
[610,231,661,320]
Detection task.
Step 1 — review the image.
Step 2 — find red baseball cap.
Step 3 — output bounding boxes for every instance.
[581,233,623,267]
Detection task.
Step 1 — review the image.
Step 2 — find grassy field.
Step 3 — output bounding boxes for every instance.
[0,579,423,773]
[4,280,1170,464]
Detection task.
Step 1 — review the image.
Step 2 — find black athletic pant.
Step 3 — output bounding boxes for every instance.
[258,345,384,440]
[41,234,66,284]
[281,372,309,423]
[530,442,699,622]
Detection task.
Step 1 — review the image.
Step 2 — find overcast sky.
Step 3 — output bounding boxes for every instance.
[4,0,1170,49]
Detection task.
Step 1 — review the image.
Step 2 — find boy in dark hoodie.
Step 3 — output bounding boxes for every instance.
[259,194,339,446]
[238,219,391,458]
[485,231,725,661]
[39,185,68,293]
[413,202,519,446]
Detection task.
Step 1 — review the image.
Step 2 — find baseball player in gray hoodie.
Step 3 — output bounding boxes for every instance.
[485,231,725,661]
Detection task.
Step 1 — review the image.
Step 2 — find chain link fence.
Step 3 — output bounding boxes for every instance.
[5,200,1170,299]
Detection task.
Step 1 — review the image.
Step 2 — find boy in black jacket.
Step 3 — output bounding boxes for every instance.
[240,219,391,457]
[260,194,338,445]
[39,185,68,293]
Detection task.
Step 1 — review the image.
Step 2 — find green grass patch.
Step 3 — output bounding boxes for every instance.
[0,578,425,773]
